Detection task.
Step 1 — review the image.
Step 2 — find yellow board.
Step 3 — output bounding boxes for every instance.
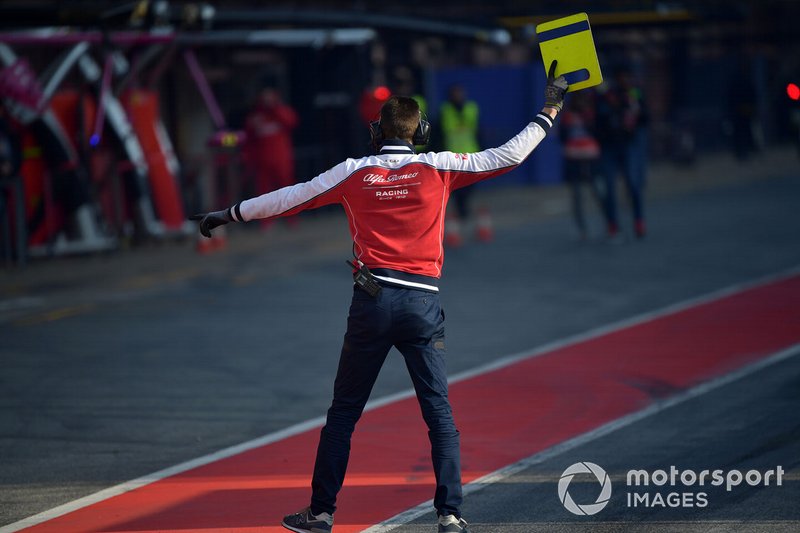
[536,12,603,92]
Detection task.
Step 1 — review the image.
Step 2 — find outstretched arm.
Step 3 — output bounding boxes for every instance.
[191,159,353,238]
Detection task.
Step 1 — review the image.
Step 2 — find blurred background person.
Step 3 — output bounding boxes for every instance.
[559,90,605,240]
[0,101,23,264]
[596,66,649,240]
[244,87,299,228]
[0,102,21,183]
[728,59,758,161]
[791,87,800,157]
[393,65,427,116]
[440,84,493,246]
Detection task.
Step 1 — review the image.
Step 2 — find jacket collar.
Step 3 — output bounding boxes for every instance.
[379,139,415,154]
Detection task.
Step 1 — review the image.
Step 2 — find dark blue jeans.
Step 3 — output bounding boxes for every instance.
[601,130,648,227]
[310,285,463,517]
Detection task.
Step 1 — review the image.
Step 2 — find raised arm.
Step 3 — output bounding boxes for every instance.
[431,61,567,190]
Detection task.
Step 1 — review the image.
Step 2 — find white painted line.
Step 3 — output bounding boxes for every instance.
[364,342,800,532]
[2,265,799,533]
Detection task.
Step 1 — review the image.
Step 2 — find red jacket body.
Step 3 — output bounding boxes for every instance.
[232,114,554,289]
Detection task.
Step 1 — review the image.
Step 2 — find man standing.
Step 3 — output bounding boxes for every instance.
[192,63,568,533]
[244,87,299,226]
[596,67,649,239]
[439,84,491,245]
[559,90,604,240]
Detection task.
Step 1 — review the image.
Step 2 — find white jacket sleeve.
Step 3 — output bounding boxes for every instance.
[426,112,554,190]
[234,160,353,221]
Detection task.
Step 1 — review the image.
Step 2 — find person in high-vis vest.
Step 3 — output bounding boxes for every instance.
[439,84,492,246]
[191,62,569,533]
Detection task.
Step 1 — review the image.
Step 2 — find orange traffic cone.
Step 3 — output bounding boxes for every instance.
[444,214,464,248]
[476,207,494,242]
[195,236,215,254]
[195,226,228,254]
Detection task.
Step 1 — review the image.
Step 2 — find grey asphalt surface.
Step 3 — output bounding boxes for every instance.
[1,147,799,530]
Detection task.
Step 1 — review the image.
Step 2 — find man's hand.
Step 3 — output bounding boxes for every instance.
[190,209,232,238]
[544,60,569,112]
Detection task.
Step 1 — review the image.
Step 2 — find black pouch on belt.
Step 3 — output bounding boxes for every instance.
[346,259,382,297]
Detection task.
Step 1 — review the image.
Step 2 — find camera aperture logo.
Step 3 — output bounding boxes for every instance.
[558,462,612,516]
[558,462,785,515]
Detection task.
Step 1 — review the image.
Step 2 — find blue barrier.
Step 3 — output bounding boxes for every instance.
[426,63,563,186]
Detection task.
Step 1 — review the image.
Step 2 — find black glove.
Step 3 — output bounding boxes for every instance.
[544,60,569,112]
[190,209,232,238]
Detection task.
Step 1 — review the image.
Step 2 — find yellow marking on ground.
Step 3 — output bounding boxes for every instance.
[119,267,199,290]
[13,303,95,326]
[232,273,259,286]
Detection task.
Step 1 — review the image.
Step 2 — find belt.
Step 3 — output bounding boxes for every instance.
[370,268,439,293]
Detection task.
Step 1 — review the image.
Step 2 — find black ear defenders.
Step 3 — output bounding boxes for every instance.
[370,112,431,150]
[414,115,432,145]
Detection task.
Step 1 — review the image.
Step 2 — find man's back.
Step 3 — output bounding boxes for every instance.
[234,115,553,279]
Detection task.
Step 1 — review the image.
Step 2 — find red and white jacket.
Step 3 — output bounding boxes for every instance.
[230,113,555,291]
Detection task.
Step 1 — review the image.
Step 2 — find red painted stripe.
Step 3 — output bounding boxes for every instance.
[21,275,800,532]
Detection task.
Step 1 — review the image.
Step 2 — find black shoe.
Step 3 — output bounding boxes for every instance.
[281,507,333,533]
[438,514,469,532]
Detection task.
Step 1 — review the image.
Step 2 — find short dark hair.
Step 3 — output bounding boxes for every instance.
[379,96,420,141]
